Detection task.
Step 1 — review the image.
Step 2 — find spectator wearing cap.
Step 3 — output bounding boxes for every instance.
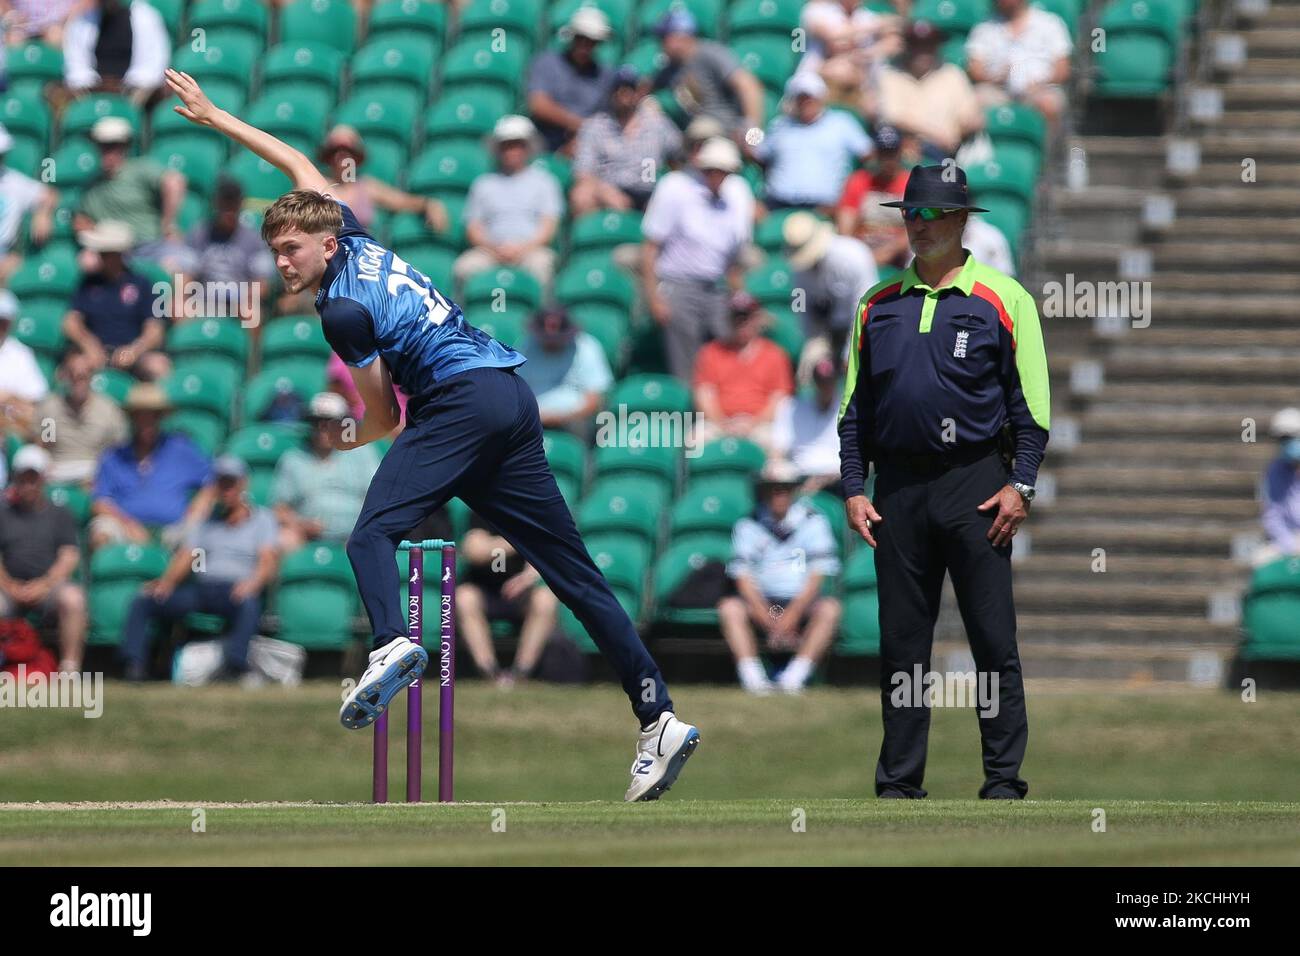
[183,176,277,328]
[1257,409,1300,567]
[798,0,902,103]
[966,0,1072,127]
[270,392,381,553]
[641,137,755,381]
[89,383,212,552]
[515,306,613,435]
[318,125,449,234]
[0,445,87,672]
[0,288,49,436]
[771,357,845,496]
[753,72,874,212]
[782,211,878,372]
[62,220,171,382]
[650,9,765,141]
[62,0,170,106]
[455,115,563,291]
[76,116,190,276]
[527,6,615,154]
[718,459,842,694]
[5,0,78,47]
[118,454,278,681]
[837,122,915,237]
[35,351,129,485]
[0,123,58,285]
[875,21,983,160]
[571,66,684,216]
[691,291,793,452]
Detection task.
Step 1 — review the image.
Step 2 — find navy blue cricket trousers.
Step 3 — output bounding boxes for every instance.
[346,366,673,726]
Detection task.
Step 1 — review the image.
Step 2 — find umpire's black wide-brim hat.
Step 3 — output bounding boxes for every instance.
[880,164,989,212]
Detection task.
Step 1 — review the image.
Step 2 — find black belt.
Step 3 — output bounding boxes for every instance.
[875,440,1000,474]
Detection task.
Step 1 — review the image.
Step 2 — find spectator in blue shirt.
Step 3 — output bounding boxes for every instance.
[89,383,212,552]
[753,72,874,212]
[516,306,613,436]
[717,460,843,694]
[1259,408,1300,566]
[61,220,171,382]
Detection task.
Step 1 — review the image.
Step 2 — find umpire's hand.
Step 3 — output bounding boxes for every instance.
[846,495,884,549]
[978,485,1029,547]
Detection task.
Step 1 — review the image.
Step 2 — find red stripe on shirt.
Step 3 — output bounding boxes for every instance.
[970,282,1015,345]
[858,281,904,350]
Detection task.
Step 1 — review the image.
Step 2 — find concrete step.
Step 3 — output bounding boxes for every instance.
[1017,552,1246,583]
[1220,29,1300,56]
[1198,132,1300,164]
[1102,351,1300,384]
[1174,185,1300,213]
[1103,327,1300,348]
[1075,382,1300,407]
[1054,465,1258,494]
[1214,109,1300,130]
[1051,437,1274,465]
[1079,407,1278,440]
[1016,612,1238,642]
[1220,79,1300,108]
[1035,265,1300,294]
[1187,164,1300,187]
[1043,496,1259,520]
[1016,580,1225,615]
[1027,521,1237,556]
[1164,215,1300,238]
[931,638,1235,682]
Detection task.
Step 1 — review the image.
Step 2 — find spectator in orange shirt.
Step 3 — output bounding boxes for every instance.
[691,291,794,452]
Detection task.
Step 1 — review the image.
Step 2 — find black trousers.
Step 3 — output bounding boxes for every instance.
[872,448,1029,798]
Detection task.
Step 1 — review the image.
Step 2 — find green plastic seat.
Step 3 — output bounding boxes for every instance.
[460,0,543,48]
[47,482,92,527]
[151,100,232,157]
[843,544,878,591]
[166,362,237,423]
[351,36,440,97]
[727,0,802,39]
[6,43,64,100]
[608,373,691,415]
[744,257,794,309]
[0,94,51,145]
[261,317,330,366]
[165,410,226,454]
[227,152,292,204]
[686,436,766,481]
[652,536,732,625]
[279,0,358,54]
[557,583,638,650]
[368,0,448,43]
[569,210,643,257]
[1033,0,1083,30]
[12,301,66,361]
[149,136,222,197]
[542,429,588,488]
[583,533,651,599]
[259,44,345,99]
[985,103,1047,178]
[3,136,44,178]
[389,195,465,255]
[440,37,528,97]
[624,38,667,78]
[639,0,722,38]
[151,0,185,38]
[1093,33,1175,97]
[246,87,333,145]
[91,368,134,404]
[10,246,80,303]
[224,421,307,468]
[593,441,680,488]
[62,94,141,144]
[473,306,525,347]
[170,33,260,89]
[577,477,665,545]
[554,257,635,311]
[837,589,880,655]
[275,543,358,649]
[166,317,249,379]
[88,542,170,645]
[188,0,269,44]
[462,267,543,312]
[730,35,799,92]
[396,246,456,291]
[407,141,491,198]
[244,360,328,421]
[423,88,513,146]
[966,154,1036,240]
[911,0,992,36]
[764,306,804,366]
[670,480,752,539]
[570,303,629,373]
[333,86,423,152]
[806,489,847,557]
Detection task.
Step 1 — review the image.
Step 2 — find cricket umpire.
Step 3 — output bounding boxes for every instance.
[837,165,1050,799]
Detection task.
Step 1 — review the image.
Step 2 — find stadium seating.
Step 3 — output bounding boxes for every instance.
[88,543,170,646]
[1095,0,1183,97]
[1240,558,1300,661]
[274,544,358,649]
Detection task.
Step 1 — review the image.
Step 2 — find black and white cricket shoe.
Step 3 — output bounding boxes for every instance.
[624,712,700,802]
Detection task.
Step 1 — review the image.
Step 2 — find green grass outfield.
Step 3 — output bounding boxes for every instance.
[2,680,1299,864]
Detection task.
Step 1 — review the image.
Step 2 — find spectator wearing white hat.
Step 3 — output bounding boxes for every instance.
[0,123,58,285]
[270,392,382,554]
[782,210,878,366]
[0,288,49,436]
[0,445,87,672]
[62,0,170,106]
[641,136,755,381]
[35,352,129,485]
[454,115,563,291]
[62,220,171,382]
[753,72,874,212]
[718,459,843,694]
[527,6,615,154]
[1257,409,1300,567]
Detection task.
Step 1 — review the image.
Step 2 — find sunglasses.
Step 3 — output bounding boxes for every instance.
[901,207,957,222]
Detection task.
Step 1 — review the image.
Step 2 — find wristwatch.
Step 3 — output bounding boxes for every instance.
[1011,482,1036,504]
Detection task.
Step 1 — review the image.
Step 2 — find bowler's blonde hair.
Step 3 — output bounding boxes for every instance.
[261,189,344,243]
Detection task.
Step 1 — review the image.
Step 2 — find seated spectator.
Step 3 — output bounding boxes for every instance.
[35,352,129,485]
[799,0,902,104]
[515,306,613,435]
[318,126,448,233]
[966,0,1072,127]
[875,20,983,161]
[718,460,842,693]
[782,211,878,367]
[650,9,765,141]
[753,73,873,212]
[4,0,78,47]
[0,123,57,285]
[183,176,276,327]
[271,392,381,553]
[76,117,190,277]
[962,215,1016,276]
[62,0,170,108]
[0,445,86,672]
[456,512,559,687]
[118,455,278,681]
[571,66,683,215]
[770,357,844,496]
[641,137,754,381]
[527,6,614,154]
[836,122,913,238]
[454,115,562,292]
[1258,409,1300,567]
[0,289,49,437]
[62,220,171,381]
[89,383,212,551]
[692,291,793,452]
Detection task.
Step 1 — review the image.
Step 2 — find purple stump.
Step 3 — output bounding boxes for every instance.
[373,711,388,803]
[439,544,456,802]
[407,545,423,803]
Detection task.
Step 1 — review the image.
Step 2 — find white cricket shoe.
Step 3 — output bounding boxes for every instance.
[624,712,700,802]
[339,637,428,730]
